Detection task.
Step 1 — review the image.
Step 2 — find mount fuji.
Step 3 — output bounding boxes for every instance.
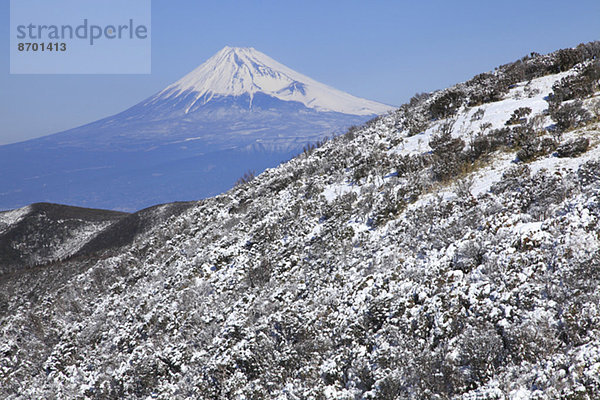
[0,47,394,211]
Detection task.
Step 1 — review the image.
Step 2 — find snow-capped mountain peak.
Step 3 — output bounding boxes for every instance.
[157,46,394,115]
[0,46,393,211]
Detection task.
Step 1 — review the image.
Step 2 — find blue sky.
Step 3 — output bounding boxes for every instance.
[1,0,599,145]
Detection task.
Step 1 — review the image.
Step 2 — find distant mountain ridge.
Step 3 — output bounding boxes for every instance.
[0,201,196,279]
[0,203,127,276]
[0,47,393,211]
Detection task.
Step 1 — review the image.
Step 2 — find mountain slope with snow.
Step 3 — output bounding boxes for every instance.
[151,46,393,116]
[0,47,393,212]
[0,203,127,276]
[1,42,600,399]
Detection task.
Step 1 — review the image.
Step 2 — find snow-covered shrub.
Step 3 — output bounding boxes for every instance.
[517,137,557,162]
[457,324,504,385]
[551,100,592,132]
[465,72,507,106]
[429,89,466,120]
[505,107,533,126]
[235,170,256,186]
[395,154,429,178]
[399,104,430,136]
[466,133,494,161]
[490,165,531,194]
[578,160,600,186]
[452,240,485,272]
[246,258,272,288]
[408,92,431,107]
[556,137,590,158]
[429,124,466,182]
[488,127,512,149]
[550,60,600,105]
[454,177,474,201]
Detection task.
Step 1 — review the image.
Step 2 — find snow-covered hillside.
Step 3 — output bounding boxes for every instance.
[1,43,600,399]
[0,203,127,275]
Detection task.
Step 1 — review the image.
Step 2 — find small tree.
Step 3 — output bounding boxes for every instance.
[429,122,465,182]
[235,170,256,186]
[505,107,532,126]
[470,108,485,122]
[429,90,465,119]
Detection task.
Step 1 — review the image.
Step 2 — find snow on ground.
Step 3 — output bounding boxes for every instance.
[46,220,116,263]
[321,181,360,202]
[454,71,572,133]
[0,205,30,234]
[389,71,573,157]
[529,125,600,175]
[469,152,516,196]
[3,50,600,400]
